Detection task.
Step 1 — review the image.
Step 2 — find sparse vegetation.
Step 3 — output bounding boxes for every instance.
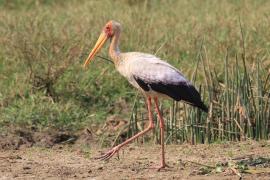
[0,0,269,144]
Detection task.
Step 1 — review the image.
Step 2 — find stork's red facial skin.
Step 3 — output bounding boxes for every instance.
[104,25,113,37]
[103,21,114,37]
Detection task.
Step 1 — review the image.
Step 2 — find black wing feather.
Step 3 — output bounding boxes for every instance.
[134,76,208,112]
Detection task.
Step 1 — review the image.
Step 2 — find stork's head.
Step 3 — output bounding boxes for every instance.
[83,20,121,68]
[103,20,121,38]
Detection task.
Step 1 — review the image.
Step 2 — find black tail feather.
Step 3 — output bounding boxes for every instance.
[134,76,208,113]
[183,99,208,113]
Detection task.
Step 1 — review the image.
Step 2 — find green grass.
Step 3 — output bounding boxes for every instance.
[0,0,269,142]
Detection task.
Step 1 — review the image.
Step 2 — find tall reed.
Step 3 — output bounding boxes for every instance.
[123,24,270,144]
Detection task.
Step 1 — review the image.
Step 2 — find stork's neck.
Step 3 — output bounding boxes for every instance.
[109,32,121,64]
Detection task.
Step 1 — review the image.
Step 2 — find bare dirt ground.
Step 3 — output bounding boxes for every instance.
[1,138,270,180]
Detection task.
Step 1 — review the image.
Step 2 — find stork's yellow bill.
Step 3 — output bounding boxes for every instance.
[83,32,108,68]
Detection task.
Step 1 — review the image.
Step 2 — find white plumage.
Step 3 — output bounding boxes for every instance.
[116,52,189,97]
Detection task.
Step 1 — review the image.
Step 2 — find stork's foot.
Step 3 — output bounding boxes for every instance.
[95,146,120,161]
[156,163,171,171]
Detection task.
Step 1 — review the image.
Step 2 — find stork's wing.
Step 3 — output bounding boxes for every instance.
[127,53,208,112]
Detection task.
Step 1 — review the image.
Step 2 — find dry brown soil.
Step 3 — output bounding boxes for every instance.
[1,137,270,180]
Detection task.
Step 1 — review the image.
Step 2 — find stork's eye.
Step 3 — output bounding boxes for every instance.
[104,25,112,36]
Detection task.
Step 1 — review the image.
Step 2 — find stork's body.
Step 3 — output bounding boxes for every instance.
[116,52,208,111]
[83,20,208,170]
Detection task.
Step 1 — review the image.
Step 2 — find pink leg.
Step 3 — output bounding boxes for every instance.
[96,97,154,161]
[154,97,169,170]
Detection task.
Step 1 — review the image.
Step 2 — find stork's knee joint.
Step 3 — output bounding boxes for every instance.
[148,123,155,129]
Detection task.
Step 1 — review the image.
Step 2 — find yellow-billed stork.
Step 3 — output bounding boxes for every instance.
[83,20,208,170]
